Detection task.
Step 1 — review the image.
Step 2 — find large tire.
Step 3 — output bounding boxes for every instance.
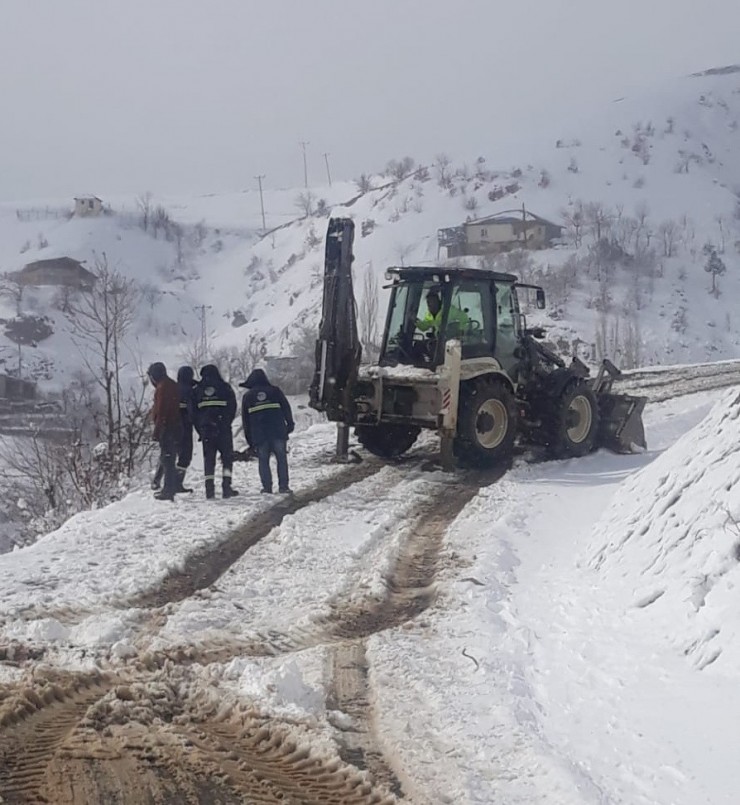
[355,423,420,459]
[547,380,600,458]
[454,378,518,468]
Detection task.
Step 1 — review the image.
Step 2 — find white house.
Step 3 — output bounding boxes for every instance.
[74,195,103,217]
[439,207,563,258]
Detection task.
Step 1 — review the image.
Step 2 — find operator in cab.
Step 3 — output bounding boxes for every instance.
[416,290,470,336]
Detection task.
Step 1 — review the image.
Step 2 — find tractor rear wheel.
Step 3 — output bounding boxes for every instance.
[355,423,420,459]
[454,377,518,467]
[547,381,599,458]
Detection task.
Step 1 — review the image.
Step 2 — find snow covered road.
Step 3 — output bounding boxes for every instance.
[1,386,739,803]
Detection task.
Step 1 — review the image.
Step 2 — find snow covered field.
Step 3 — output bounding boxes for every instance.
[1,386,738,803]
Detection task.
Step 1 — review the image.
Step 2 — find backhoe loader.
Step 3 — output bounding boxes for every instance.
[309,218,646,469]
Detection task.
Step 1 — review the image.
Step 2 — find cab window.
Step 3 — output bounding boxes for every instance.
[449,281,493,356]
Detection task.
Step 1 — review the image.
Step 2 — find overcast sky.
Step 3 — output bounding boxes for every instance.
[1,0,738,201]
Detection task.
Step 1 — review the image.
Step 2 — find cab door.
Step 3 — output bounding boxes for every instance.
[448,280,495,359]
[493,281,520,375]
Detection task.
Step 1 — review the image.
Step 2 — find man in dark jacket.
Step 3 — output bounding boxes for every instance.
[151,365,197,493]
[175,365,197,492]
[240,368,294,494]
[147,362,182,501]
[193,364,239,499]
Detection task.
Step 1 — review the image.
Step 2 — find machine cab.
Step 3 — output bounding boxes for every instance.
[380,267,521,370]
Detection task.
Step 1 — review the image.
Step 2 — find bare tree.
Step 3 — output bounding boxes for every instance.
[358,263,380,360]
[67,254,140,455]
[180,337,210,373]
[715,215,726,254]
[173,223,185,265]
[0,435,67,518]
[704,245,726,298]
[633,202,651,252]
[560,201,585,247]
[463,194,479,213]
[433,153,453,189]
[385,156,416,181]
[209,337,267,385]
[658,220,678,257]
[679,214,696,254]
[355,174,373,193]
[151,205,173,239]
[0,275,25,316]
[584,202,611,243]
[294,191,316,218]
[136,191,153,232]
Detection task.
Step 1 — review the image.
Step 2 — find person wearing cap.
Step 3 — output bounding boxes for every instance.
[147,362,182,501]
[151,365,197,493]
[240,369,294,494]
[193,364,239,499]
[416,290,469,334]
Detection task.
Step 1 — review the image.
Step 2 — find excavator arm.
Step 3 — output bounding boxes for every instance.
[308,218,362,423]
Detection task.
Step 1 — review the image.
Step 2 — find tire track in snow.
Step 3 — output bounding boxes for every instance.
[0,668,398,804]
[0,669,115,804]
[150,469,496,668]
[6,458,385,633]
[130,458,384,609]
[137,470,498,804]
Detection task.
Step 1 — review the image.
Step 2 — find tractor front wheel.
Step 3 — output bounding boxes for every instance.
[355,423,420,459]
[547,381,600,458]
[454,378,518,468]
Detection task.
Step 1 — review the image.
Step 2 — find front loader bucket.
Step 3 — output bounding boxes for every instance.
[596,393,647,453]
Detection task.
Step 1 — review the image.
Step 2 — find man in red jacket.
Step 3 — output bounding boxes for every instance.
[147,362,183,501]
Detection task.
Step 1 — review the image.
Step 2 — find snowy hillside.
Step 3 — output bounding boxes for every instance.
[195,65,740,374]
[3,65,740,394]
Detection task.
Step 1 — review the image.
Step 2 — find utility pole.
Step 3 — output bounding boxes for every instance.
[255,174,267,233]
[196,304,212,360]
[323,152,332,187]
[300,140,310,188]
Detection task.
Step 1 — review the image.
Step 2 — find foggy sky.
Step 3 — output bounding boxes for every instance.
[1,0,738,201]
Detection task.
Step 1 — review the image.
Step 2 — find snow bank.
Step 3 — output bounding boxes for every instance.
[590,387,740,672]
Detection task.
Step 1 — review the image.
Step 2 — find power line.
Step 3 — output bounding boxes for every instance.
[323,152,332,187]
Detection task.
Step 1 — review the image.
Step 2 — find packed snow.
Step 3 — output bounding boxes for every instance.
[1,385,739,803]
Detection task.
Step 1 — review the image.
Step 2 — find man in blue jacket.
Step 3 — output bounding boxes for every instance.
[193,364,239,499]
[240,369,295,494]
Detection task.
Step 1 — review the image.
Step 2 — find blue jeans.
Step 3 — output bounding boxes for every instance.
[257,439,289,491]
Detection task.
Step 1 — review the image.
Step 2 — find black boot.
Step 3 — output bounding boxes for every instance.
[175,469,193,494]
[205,479,215,500]
[151,464,163,490]
[222,477,239,498]
[154,490,174,501]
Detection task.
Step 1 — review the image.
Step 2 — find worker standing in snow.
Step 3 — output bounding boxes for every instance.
[193,364,239,499]
[151,365,197,493]
[147,362,182,502]
[240,369,294,494]
[175,365,197,492]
